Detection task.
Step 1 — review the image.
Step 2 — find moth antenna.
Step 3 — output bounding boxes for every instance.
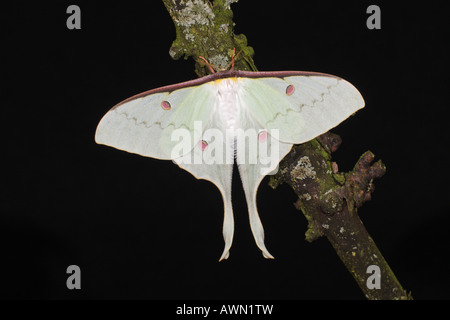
[234,49,242,61]
[226,48,242,71]
[198,56,216,74]
[230,48,236,70]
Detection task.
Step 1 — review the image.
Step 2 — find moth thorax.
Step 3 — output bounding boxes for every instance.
[218,79,240,132]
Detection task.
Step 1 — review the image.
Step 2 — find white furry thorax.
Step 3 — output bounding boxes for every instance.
[216,78,241,133]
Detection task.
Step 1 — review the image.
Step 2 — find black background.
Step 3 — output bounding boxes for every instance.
[2,1,449,300]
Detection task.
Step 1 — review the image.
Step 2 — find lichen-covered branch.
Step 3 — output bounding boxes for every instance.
[162,0,257,76]
[162,0,411,300]
[269,133,411,299]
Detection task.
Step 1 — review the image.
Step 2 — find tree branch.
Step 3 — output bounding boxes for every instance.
[162,0,256,75]
[161,0,412,300]
[269,134,411,299]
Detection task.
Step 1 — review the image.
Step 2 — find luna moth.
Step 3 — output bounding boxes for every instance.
[95,69,364,261]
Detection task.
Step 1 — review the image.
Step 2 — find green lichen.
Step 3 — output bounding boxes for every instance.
[332,172,346,185]
[310,138,331,161]
[298,200,324,242]
[163,0,255,75]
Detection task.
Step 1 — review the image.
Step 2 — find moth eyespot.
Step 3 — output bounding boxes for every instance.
[161,100,171,110]
[285,84,295,96]
[198,140,208,151]
[258,131,268,142]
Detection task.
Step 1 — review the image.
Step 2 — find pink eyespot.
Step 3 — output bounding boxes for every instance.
[258,130,268,142]
[285,84,295,96]
[161,100,171,110]
[198,140,208,151]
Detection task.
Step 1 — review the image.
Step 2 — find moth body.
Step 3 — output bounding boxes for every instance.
[95,70,365,260]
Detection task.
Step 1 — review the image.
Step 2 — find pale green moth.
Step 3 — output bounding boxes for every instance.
[95,69,365,261]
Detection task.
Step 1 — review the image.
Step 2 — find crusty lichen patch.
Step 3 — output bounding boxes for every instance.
[183,30,195,41]
[219,23,229,34]
[209,54,230,69]
[176,0,215,27]
[291,156,316,180]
